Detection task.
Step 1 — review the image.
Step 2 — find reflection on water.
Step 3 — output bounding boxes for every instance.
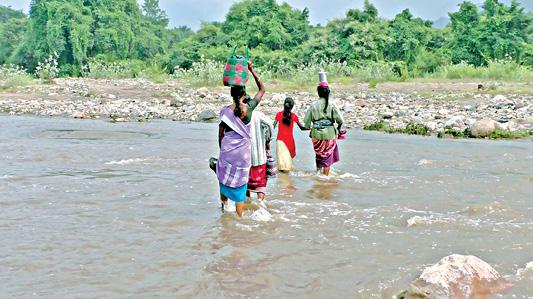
[1,115,532,298]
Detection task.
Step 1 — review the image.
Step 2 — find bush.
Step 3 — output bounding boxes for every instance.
[430,60,533,82]
[82,59,136,79]
[171,56,223,86]
[403,122,431,135]
[488,128,532,139]
[352,61,400,82]
[0,64,34,89]
[35,52,59,81]
[364,120,430,136]
[364,120,388,131]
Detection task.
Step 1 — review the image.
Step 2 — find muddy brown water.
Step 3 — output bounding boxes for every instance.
[1,115,532,298]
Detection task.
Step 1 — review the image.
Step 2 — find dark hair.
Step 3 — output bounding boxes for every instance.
[317,86,330,113]
[282,97,295,126]
[230,85,246,118]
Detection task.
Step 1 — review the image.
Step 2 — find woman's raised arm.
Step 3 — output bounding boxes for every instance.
[248,61,265,101]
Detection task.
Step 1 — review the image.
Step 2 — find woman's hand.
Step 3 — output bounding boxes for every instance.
[248,61,253,70]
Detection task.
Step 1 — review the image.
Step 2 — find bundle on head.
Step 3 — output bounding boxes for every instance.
[317,86,330,113]
[230,85,246,117]
[283,97,295,126]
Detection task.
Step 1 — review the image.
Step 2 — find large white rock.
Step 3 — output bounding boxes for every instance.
[444,116,465,129]
[271,93,286,103]
[196,87,209,98]
[397,254,511,299]
[493,94,507,103]
[470,119,498,137]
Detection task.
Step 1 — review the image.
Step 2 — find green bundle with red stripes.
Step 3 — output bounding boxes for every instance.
[223,46,249,87]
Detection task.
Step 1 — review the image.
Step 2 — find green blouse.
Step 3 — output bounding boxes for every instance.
[304,98,344,140]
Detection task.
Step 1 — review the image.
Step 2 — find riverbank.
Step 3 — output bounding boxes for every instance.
[0,78,532,139]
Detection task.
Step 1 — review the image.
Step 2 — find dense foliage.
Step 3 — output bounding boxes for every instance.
[0,0,531,80]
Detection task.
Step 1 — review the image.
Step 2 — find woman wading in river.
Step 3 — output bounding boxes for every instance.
[304,81,344,176]
[216,61,265,217]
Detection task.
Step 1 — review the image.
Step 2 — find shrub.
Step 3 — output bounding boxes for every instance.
[0,64,34,89]
[82,59,135,79]
[171,56,223,86]
[489,128,532,139]
[364,120,430,136]
[431,60,533,82]
[363,120,388,131]
[35,52,59,81]
[352,61,400,82]
[403,122,431,135]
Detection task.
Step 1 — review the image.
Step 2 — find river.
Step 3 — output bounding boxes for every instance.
[1,115,532,298]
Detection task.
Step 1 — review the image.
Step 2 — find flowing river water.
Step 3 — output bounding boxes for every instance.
[1,115,532,298]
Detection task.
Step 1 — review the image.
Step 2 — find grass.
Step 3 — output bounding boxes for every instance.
[364,120,431,136]
[488,128,533,139]
[368,79,378,89]
[366,122,533,140]
[437,126,532,139]
[0,64,35,90]
[428,60,533,82]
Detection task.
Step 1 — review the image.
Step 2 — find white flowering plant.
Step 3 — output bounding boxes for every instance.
[0,64,34,89]
[35,52,59,81]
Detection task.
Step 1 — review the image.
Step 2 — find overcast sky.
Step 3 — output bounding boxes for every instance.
[3,0,532,30]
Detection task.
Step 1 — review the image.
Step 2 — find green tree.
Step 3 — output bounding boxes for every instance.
[0,5,25,23]
[0,5,27,64]
[223,0,310,50]
[12,0,93,71]
[89,0,142,60]
[449,2,484,65]
[479,0,529,62]
[142,0,169,27]
[384,9,433,67]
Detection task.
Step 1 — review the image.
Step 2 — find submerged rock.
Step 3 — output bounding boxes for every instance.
[516,261,533,279]
[397,254,511,299]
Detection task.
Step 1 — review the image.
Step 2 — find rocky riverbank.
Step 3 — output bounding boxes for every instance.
[0,78,532,138]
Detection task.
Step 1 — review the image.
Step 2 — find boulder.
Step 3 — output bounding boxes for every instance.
[170,98,179,107]
[342,103,354,112]
[271,93,286,103]
[197,87,209,98]
[381,111,394,119]
[463,104,477,112]
[470,119,497,137]
[354,99,368,107]
[397,254,511,299]
[72,112,85,119]
[425,121,438,131]
[493,94,507,103]
[444,116,465,129]
[197,110,217,122]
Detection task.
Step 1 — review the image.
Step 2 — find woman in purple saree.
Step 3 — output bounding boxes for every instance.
[217,61,265,217]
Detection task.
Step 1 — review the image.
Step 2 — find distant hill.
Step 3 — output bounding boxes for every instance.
[433,17,449,28]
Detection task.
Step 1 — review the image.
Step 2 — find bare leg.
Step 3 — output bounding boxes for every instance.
[257,192,265,201]
[236,202,244,217]
[220,193,228,212]
[322,167,330,176]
